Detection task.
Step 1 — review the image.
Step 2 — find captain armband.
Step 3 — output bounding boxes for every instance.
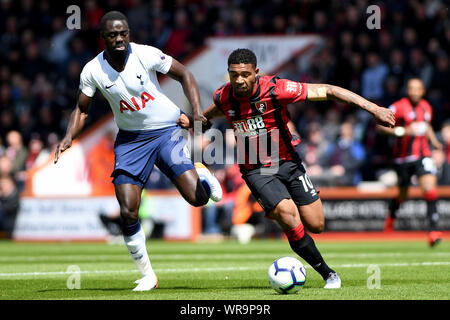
[306,87,328,101]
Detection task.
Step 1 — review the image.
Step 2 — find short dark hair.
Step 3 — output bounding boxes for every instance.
[100,11,128,32]
[227,48,257,68]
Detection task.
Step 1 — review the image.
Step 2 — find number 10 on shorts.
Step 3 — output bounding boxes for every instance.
[299,174,314,192]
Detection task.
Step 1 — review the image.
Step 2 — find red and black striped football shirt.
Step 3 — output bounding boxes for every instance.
[389,97,433,163]
[213,75,308,171]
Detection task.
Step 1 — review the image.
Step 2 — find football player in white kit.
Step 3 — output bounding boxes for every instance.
[54,11,222,291]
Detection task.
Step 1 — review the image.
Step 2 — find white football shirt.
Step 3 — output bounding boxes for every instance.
[79,42,181,131]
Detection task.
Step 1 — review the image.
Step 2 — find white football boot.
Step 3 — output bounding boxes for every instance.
[133,272,158,291]
[324,272,341,289]
[194,163,223,202]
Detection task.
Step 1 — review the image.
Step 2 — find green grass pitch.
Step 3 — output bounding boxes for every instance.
[0,239,449,300]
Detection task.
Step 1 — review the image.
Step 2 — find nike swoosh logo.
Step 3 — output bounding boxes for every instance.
[105,84,115,89]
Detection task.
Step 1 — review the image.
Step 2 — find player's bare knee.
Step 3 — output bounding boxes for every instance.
[120,209,139,225]
[308,219,324,234]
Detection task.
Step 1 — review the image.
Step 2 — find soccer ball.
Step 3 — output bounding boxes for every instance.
[268,256,306,294]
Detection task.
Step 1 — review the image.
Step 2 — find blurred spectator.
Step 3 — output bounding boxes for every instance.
[5,131,28,179]
[25,133,50,170]
[0,175,20,238]
[164,9,192,60]
[429,52,450,128]
[297,122,331,186]
[434,122,450,185]
[361,52,389,101]
[0,0,447,191]
[407,47,434,88]
[0,137,5,157]
[323,121,366,186]
[202,164,244,236]
[148,16,171,49]
[0,155,13,178]
[88,130,116,195]
[388,49,407,87]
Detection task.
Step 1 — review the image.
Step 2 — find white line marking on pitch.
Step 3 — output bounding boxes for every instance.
[0,261,449,278]
[0,252,449,262]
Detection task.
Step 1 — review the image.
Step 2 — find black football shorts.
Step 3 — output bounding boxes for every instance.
[395,157,437,187]
[241,160,320,214]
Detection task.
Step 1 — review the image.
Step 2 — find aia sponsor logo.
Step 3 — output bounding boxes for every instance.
[119,91,154,113]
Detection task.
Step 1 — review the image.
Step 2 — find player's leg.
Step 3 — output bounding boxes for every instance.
[384,163,411,232]
[418,172,442,246]
[385,185,408,232]
[114,176,157,291]
[156,128,222,205]
[171,163,223,205]
[268,198,340,289]
[297,198,324,234]
[281,164,340,288]
[243,169,339,288]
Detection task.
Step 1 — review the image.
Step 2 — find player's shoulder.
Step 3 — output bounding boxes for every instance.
[390,97,409,111]
[131,42,165,57]
[214,82,232,99]
[81,51,104,75]
[420,98,432,109]
[272,76,304,97]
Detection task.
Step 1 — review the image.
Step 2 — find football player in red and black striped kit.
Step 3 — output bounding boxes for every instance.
[178,48,395,288]
[377,78,443,246]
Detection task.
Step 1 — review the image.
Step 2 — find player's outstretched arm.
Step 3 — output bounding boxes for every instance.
[54,91,91,163]
[167,58,207,125]
[305,83,395,128]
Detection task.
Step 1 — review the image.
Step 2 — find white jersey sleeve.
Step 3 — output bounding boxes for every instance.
[137,44,173,74]
[79,63,97,97]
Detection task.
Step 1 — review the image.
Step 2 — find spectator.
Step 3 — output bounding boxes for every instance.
[0,175,20,238]
[407,47,434,88]
[0,155,13,178]
[24,133,50,170]
[435,122,450,185]
[323,121,366,186]
[164,9,192,60]
[88,130,116,195]
[361,52,389,101]
[0,137,4,158]
[298,123,332,187]
[388,48,407,88]
[0,0,447,191]
[5,130,28,189]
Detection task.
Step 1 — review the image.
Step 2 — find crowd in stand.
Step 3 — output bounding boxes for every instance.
[1,0,450,236]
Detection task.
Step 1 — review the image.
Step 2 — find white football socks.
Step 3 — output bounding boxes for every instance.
[123,225,154,277]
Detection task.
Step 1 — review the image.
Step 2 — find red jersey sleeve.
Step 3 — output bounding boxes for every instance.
[274,79,308,104]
